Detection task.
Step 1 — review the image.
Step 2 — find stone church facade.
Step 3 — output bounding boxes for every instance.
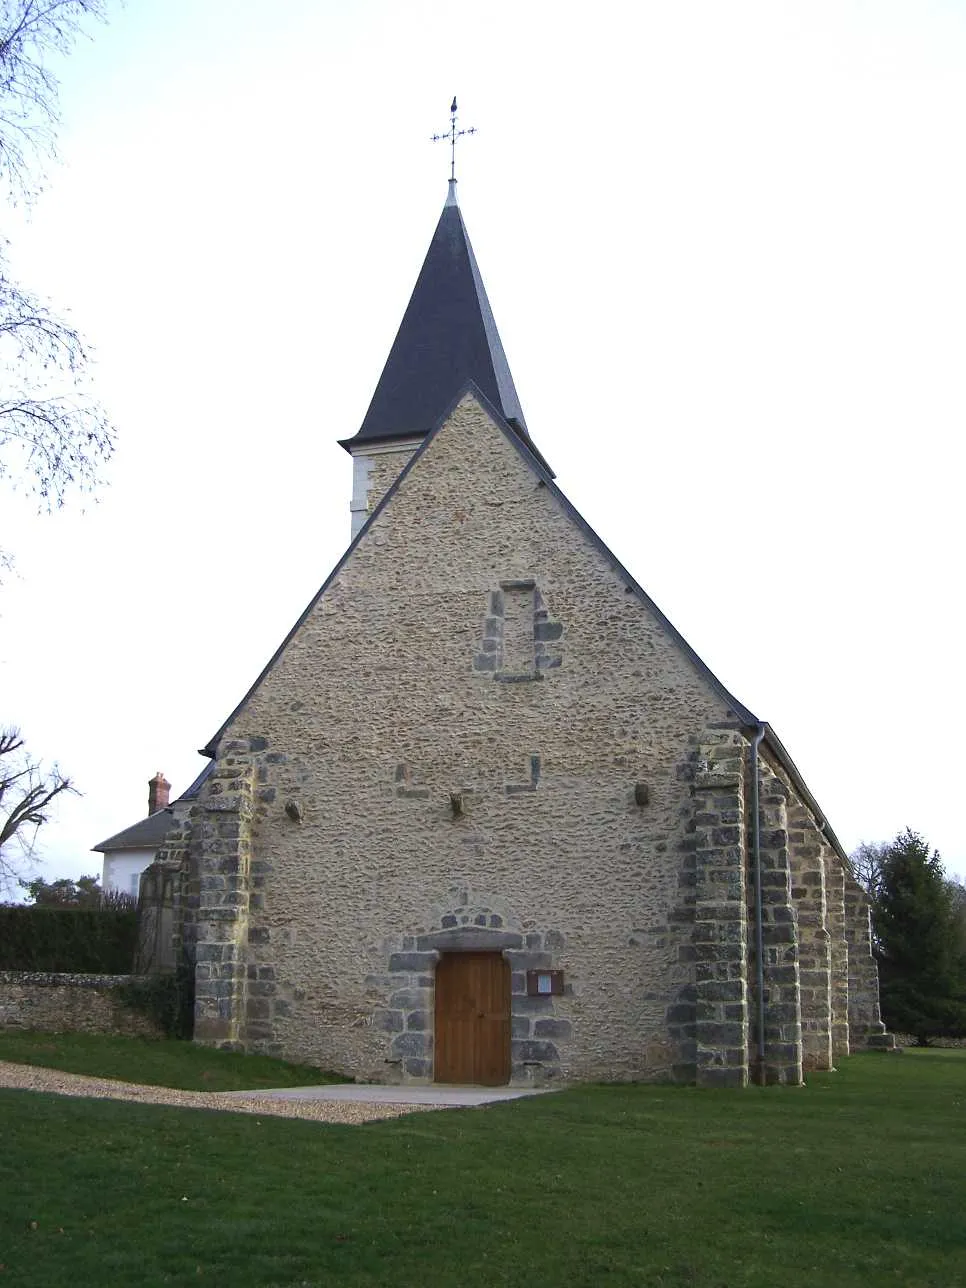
[144,182,892,1088]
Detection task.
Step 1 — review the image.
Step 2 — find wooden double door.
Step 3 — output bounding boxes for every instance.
[434,952,511,1085]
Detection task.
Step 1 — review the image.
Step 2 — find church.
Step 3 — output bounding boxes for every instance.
[139,171,892,1088]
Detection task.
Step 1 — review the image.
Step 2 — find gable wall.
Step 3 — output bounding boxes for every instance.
[211,396,747,1082]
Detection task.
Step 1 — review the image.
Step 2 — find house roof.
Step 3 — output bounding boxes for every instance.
[92,807,176,854]
[339,181,540,461]
[92,761,212,854]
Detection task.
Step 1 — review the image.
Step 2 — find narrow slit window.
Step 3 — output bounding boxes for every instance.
[500,584,535,676]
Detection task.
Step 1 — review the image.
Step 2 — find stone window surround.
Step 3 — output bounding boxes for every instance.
[473,579,563,681]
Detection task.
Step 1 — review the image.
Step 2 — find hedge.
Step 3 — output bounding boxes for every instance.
[0,905,139,973]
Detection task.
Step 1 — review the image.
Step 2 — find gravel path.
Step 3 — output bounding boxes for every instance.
[0,1060,439,1125]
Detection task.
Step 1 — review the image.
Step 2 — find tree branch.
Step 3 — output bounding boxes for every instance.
[0,0,107,204]
[0,726,78,893]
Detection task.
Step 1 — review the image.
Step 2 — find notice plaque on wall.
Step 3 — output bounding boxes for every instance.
[526,969,564,997]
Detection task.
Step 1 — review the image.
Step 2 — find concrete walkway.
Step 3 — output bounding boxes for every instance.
[228,1083,557,1107]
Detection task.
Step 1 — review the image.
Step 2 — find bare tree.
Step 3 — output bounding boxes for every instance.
[0,0,108,204]
[0,1,114,525]
[0,726,76,895]
[850,840,889,903]
[0,251,113,505]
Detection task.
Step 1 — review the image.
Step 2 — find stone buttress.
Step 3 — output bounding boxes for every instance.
[190,752,255,1049]
[844,879,892,1050]
[753,763,804,1085]
[787,798,833,1072]
[669,727,892,1087]
[689,730,750,1088]
[825,858,851,1058]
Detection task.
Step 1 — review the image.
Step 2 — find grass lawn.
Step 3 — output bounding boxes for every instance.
[1,1051,964,1288]
[0,1031,347,1092]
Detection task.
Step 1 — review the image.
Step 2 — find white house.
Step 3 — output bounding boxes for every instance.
[93,767,209,897]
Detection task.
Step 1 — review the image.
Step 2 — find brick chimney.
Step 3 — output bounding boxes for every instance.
[148,771,171,815]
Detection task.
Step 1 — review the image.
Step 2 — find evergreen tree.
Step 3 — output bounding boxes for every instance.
[20,873,101,907]
[874,829,966,1045]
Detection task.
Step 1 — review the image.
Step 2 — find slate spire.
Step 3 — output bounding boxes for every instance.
[339,183,532,452]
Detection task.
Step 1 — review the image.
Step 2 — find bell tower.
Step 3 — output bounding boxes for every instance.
[339,177,539,536]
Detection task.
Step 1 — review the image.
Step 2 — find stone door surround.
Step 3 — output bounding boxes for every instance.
[381,924,569,1083]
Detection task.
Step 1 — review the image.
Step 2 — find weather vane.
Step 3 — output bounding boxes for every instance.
[431,97,476,183]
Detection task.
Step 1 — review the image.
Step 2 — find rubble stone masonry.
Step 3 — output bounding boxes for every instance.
[195,396,736,1081]
[690,731,750,1088]
[166,393,892,1082]
[0,973,162,1037]
[192,756,255,1050]
[787,797,833,1072]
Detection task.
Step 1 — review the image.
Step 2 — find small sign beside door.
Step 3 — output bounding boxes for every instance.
[526,969,564,997]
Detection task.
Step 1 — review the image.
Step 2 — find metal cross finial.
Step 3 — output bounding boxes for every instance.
[431,97,476,183]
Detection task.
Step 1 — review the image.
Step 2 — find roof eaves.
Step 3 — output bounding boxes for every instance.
[176,759,214,801]
[92,807,176,853]
[476,400,761,729]
[759,723,849,866]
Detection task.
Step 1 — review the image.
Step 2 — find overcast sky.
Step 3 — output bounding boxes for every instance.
[2,0,964,890]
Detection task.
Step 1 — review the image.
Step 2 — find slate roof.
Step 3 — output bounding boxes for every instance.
[92,808,176,853]
[92,761,212,853]
[340,181,541,462]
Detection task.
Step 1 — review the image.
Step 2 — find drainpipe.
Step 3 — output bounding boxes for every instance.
[750,724,766,1086]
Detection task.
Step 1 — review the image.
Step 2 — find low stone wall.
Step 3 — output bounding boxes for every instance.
[0,972,163,1037]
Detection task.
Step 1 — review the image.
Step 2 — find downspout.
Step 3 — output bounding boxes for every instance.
[750,723,766,1086]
